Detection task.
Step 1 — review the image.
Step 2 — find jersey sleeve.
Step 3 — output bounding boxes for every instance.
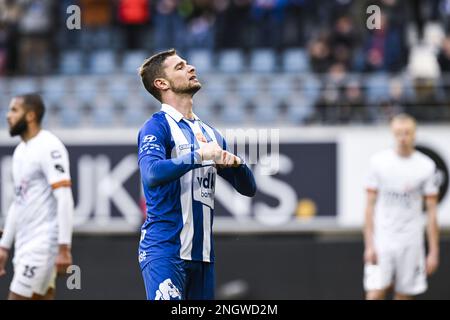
[138,116,170,164]
[423,163,439,196]
[138,115,202,187]
[365,156,379,192]
[41,138,72,189]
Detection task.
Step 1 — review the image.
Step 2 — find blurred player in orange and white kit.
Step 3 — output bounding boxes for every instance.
[0,94,74,300]
[363,114,440,300]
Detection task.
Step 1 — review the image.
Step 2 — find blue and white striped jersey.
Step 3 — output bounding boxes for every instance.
[137,104,256,270]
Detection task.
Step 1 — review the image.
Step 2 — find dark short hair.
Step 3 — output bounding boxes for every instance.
[139,49,177,102]
[16,93,45,124]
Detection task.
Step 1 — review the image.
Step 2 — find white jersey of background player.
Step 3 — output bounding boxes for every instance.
[363,114,440,300]
[0,94,74,300]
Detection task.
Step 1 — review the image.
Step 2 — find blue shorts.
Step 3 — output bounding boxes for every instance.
[141,257,215,300]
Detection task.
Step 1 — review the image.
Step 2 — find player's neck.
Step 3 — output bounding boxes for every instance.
[21,125,41,143]
[396,147,414,158]
[163,95,195,120]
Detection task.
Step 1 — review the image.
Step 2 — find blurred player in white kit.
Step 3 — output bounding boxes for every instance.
[0,94,74,300]
[363,113,440,300]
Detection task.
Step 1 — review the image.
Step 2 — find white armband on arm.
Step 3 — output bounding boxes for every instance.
[53,187,74,246]
[0,203,18,250]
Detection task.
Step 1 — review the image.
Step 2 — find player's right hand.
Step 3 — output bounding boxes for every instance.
[0,247,9,277]
[217,151,241,168]
[55,245,72,275]
[198,142,223,162]
[364,246,377,265]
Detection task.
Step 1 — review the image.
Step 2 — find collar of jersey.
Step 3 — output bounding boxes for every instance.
[161,103,200,123]
[23,129,44,145]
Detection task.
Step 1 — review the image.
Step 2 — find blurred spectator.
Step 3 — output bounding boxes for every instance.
[80,0,113,50]
[438,36,450,72]
[213,0,231,48]
[18,0,54,75]
[410,0,437,40]
[309,33,333,73]
[315,62,348,123]
[81,0,113,27]
[282,0,308,47]
[376,78,405,122]
[184,1,216,50]
[185,14,215,49]
[413,78,440,105]
[315,82,340,123]
[380,0,407,29]
[0,23,7,75]
[215,0,252,49]
[330,15,359,69]
[117,0,151,50]
[387,77,406,108]
[339,79,367,123]
[438,0,450,32]
[153,0,186,51]
[0,0,449,125]
[55,0,81,50]
[327,62,347,85]
[363,13,407,72]
[312,0,354,28]
[403,78,441,121]
[408,44,440,79]
[250,0,288,48]
[0,0,22,74]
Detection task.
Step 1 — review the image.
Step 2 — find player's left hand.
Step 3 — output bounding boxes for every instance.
[217,151,241,168]
[0,247,9,277]
[426,251,439,276]
[55,245,73,275]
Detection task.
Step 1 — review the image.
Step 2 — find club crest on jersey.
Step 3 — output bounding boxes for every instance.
[195,132,207,143]
[143,135,157,143]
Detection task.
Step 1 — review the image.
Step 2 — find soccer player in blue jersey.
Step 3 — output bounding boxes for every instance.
[137,49,257,300]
